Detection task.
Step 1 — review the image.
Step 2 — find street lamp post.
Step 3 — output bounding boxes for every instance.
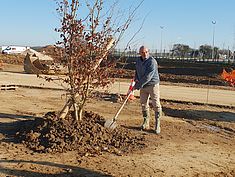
[160,26,164,57]
[212,21,216,61]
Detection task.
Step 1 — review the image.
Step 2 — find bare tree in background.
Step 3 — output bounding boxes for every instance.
[52,0,143,121]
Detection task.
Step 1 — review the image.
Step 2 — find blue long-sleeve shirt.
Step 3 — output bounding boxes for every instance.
[134,56,160,90]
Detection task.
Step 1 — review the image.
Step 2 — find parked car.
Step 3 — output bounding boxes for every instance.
[1,46,30,54]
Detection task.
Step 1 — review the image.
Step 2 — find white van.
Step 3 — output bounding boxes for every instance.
[1,46,30,54]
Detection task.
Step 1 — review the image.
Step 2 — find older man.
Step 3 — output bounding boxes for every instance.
[133,46,162,134]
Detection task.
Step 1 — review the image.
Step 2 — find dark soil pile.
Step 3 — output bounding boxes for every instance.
[158,61,229,86]
[159,73,227,86]
[15,111,146,156]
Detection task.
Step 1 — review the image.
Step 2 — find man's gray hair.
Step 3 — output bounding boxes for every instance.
[139,45,149,52]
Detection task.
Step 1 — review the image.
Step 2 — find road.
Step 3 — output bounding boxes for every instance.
[0,71,234,107]
[109,81,235,107]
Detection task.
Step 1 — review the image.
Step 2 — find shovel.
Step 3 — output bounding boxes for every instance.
[104,91,132,129]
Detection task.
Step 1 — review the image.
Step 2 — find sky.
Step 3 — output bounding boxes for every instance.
[0,0,235,52]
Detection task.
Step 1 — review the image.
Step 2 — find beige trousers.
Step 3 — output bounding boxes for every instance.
[140,83,162,113]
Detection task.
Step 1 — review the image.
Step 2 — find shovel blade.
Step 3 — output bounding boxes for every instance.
[104,119,117,129]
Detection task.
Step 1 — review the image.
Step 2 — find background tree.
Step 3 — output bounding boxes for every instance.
[51,0,142,121]
[171,44,191,58]
[199,45,212,60]
[199,45,219,60]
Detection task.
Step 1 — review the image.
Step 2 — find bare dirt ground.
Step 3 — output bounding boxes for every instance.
[0,55,235,176]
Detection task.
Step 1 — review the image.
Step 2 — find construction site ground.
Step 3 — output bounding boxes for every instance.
[0,61,235,177]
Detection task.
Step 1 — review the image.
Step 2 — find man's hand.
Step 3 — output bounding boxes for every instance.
[133,81,140,90]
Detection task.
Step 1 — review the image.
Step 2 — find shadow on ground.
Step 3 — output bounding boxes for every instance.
[163,107,235,122]
[0,112,41,120]
[0,159,111,177]
[0,112,42,143]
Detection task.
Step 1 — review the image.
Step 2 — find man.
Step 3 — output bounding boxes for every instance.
[133,46,162,134]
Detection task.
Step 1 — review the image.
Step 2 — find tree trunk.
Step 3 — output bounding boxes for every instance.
[58,99,72,119]
[78,107,83,121]
[73,102,79,121]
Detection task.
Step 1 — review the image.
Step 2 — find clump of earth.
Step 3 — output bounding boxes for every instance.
[15,111,146,156]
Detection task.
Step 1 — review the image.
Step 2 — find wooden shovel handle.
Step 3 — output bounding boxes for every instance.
[112,92,132,121]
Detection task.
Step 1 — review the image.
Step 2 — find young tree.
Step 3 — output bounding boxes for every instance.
[52,0,142,121]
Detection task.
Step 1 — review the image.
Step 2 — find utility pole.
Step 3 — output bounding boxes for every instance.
[233,25,235,52]
[212,20,216,61]
[160,26,164,57]
[233,25,235,62]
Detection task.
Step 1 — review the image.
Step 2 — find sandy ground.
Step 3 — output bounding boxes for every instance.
[0,63,235,177]
[0,87,234,177]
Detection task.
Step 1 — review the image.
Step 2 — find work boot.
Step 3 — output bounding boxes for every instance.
[155,111,161,134]
[140,111,150,130]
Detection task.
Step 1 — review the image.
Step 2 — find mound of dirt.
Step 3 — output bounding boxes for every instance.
[159,73,227,86]
[0,54,24,64]
[0,60,3,69]
[39,45,64,61]
[15,111,146,156]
